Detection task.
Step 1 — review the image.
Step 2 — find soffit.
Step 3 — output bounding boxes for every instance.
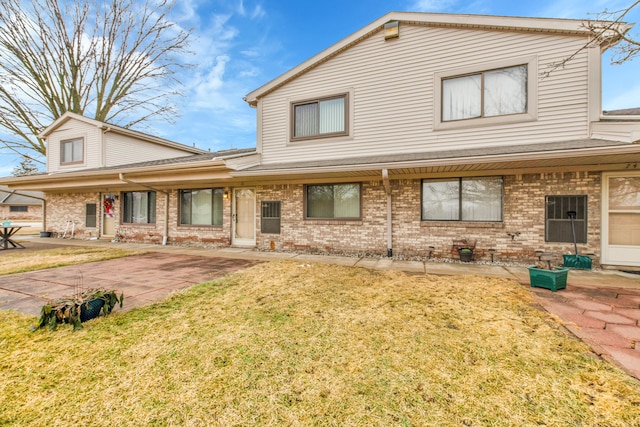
[232,139,640,183]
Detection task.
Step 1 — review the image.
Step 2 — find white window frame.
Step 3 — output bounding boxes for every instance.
[434,56,538,131]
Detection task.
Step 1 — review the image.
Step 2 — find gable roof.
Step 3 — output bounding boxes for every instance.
[39,112,208,155]
[244,11,631,106]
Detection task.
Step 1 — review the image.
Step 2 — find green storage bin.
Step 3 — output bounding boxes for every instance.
[528,266,569,292]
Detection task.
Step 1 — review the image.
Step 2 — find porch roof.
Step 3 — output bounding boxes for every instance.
[233,138,640,182]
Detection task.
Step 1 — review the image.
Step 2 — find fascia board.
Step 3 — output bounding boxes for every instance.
[231,144,640,177]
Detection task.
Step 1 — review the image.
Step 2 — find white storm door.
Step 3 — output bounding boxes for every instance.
[602,172,640,267]
[102,194,116,237]
[232,188,256,246]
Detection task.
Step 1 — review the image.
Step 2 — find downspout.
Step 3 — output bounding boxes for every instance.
[119,173,170,246]
[6,190,47,233]
[382,169,392,257]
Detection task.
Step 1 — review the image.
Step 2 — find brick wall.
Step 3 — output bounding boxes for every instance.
[45,192,102,239]
[1,204,43,221]
[255,182,387,255]
[43,171,602,265]
[390,171,600,265]
[253,172,601,265]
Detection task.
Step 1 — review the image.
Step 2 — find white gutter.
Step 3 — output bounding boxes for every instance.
[382,169,392,257]
[119,173,170,245]
[231,143,640,177]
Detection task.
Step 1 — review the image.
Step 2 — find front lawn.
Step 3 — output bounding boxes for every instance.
[1,261,639,426]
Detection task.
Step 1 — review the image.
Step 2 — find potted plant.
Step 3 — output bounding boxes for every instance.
[458,247,474,262]
[528,256,569,292]
[34,288,124,331]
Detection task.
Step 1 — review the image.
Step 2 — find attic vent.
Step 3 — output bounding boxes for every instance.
[261,201,281,234]
[384,21,399,40]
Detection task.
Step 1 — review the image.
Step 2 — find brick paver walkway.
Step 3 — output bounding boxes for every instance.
[0,252,262,316]
[532,284,640,379]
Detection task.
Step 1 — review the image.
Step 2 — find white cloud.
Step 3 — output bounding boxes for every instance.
[191,54,230,106]
[251,4,266,20]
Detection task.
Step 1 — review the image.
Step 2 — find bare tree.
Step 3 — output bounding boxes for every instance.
[0,0,192,164]
[12,157,39,176]
[542,1,639,77]
[589,1,640,65]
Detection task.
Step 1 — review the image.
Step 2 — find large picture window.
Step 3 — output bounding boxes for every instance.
[305,183,361,219]
[422,177,503,221]
[442,65,527,122]
[292,94,347,140]
[61,138,84,164]
[180,189,223,226]
[123,191,156,224]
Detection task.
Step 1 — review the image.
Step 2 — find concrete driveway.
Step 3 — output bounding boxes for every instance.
[0,252,262,316]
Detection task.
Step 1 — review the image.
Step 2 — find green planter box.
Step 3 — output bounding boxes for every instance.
[528,266,569,292]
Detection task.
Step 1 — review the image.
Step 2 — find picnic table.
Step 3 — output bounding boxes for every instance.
[1,225,28,250]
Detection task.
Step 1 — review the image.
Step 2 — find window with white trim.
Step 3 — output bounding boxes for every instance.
[292,94,347,140]
[61,137,84,164]
[422,177,503,221]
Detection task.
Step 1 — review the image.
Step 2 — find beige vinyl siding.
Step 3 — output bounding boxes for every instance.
[591,121,640,142]
[46,119,102,173]
[105,132,194,167]
[258,24,590,165]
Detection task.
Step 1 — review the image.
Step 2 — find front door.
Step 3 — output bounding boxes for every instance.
[602,172,640,267]
[102,194,116,237]
[232,188,256,246]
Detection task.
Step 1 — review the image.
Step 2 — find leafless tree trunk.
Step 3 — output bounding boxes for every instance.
[0,0,192,164]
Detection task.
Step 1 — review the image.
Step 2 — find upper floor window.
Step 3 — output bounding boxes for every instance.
[61,137,84,164]
[180,189,223,226]
[305,183,361,219]
[422,177,503,222]
[292,94,348,140]
[123,191,156,224]
[434,57,537,130]
[442,65,527,122]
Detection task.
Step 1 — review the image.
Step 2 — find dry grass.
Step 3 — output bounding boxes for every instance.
[1,260,640,426]
[0,247,143,275]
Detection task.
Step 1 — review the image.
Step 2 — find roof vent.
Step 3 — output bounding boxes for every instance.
[384,21,399,40]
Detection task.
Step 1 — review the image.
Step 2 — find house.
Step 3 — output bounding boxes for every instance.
[1,12,639,268]
[0,186,43,223]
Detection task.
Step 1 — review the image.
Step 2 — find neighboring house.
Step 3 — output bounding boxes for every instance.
[1,12,640,268]
[0,185,43,222]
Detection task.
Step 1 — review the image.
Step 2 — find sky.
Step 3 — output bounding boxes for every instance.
[1,0,639,176]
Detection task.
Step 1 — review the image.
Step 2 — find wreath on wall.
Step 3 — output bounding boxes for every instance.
[104,196,114,218]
